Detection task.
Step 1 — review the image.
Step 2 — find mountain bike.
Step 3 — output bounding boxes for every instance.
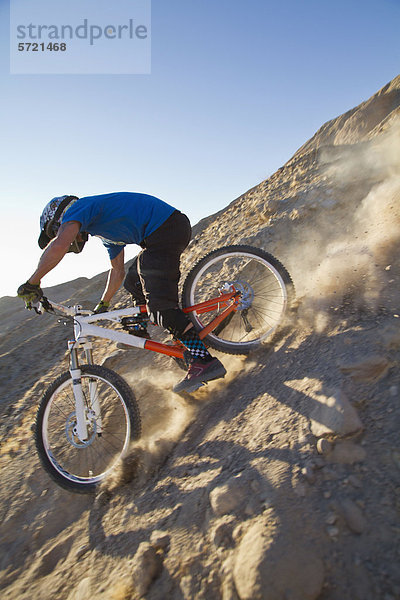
[31,245,294,493]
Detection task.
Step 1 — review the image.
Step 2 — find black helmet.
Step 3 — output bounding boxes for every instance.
[38,195,87,254]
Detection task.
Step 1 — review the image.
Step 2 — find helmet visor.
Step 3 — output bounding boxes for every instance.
[38,229,51,249]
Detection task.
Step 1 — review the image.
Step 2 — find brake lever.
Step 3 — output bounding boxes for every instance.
[25,301,42,314]
[40,296,54,312]
[25,296,53,315]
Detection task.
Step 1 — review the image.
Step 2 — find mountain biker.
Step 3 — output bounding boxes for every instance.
[17,192,226,392]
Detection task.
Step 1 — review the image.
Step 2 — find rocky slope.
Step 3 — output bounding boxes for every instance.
[0,75,399,600]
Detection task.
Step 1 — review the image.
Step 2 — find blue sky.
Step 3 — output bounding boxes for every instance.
[1,0,399,298]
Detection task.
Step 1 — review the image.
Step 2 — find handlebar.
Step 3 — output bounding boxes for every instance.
[28,297,136,323]
[28,296,93,317]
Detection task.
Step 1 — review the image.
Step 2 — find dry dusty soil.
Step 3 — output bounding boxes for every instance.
[0,75,399,600]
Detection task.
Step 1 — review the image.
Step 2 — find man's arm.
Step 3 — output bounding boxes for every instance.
[101,249,125,303]
[28,221,81,285]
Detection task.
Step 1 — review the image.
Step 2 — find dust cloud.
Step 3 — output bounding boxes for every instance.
[101,353,249,492]
[292,118,400,327]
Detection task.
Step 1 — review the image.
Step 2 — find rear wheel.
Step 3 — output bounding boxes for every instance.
[35,364,141,493]
[182,245,294,354]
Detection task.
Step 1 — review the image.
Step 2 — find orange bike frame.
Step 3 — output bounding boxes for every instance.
[143,291,239,359]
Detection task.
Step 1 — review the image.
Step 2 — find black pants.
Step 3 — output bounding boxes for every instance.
[123,210,192,313]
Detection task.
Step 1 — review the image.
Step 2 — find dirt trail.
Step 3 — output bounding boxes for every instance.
[0,76,399,600]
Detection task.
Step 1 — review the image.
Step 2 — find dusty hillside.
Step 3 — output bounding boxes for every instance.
[0,76,399,600]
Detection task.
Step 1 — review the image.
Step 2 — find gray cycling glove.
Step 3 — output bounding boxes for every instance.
[17,281,43,306]
[93,300,110,314]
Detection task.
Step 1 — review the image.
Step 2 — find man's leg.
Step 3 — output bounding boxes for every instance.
[150,307,226,393]
[138,211,226,392]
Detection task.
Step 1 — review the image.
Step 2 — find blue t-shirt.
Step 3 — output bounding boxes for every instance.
[62,192,175,259]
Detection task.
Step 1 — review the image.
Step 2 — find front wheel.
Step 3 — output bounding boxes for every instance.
[182,245,294,354]
[35,364,141,493]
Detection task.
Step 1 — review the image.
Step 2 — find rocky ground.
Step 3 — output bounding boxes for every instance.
[0,76,399,600]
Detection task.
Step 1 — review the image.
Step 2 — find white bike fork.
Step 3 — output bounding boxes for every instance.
[69,342,88,442]
[84,344,103,434]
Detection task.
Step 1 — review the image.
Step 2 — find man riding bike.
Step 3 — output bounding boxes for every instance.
[17,192,226,392]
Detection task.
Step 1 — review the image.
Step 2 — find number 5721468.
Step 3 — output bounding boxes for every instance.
[18,42,67,51]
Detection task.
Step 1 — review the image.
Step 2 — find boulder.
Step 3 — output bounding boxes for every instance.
[131,542,163,597]
[309,388,362,437]
[233,518,324,600]
[210,475,250,517]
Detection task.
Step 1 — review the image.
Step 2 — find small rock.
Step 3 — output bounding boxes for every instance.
[94,489,112,508]
[311,457,326,470]
[262,498,273,511]
[340,499,367,534]
[232,524,244,543]
[210,475,249,516]
[211,517,236,548]
[292,478,307,497]
[150,530,170,552]
[75,544,90,560]
[327,526,339,539]
[131,542,163,597]
[302,466,316,484]
[325,512,337,525]
[317,438,333,455]
[244,497,260,516]
[298,428,310,445]
[327,441,367,465]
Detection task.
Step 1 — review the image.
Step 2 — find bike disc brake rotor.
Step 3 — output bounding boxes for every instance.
[225,280,254,311]
[65,411,97,448]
